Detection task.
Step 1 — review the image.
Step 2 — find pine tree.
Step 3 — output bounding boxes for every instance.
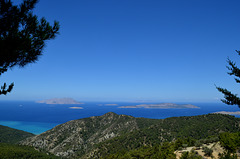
[0,0,59,95]
[216,50,240,107]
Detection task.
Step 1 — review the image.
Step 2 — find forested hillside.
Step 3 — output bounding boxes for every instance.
[0,125,34,144]
[0,143,60,159]
[21,112,240,158]
[0,124,60,158]
[89,114,240,158]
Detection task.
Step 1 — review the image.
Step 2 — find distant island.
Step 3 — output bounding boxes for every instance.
[69,107,83,109]
[119,103,199,109]
[97,104,119,106]
[105,104,118,106]
[36,98,83,105]
[214,111,240,115]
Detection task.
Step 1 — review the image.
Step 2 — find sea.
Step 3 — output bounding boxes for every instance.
[0,101,239,135]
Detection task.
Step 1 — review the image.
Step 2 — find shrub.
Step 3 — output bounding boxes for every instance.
[202,146,213,157]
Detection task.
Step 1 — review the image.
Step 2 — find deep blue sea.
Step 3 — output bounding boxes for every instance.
[0,101,239,134]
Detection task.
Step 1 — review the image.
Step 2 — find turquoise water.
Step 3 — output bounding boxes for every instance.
[0,101,239,134]
[0,120,58,135]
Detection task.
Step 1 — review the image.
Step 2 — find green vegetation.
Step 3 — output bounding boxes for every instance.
[102,133,239,159]
[0,125,34,144]
[93,114,240,158]
[0,143,59,159]
[180,150,203,159]
[5,112,240,158]
[219,132,240,153]
[104,142,176,159]
[202,146,213,157]
[218,151,238,159]
[0,125,60,158]
[102,138,210,159]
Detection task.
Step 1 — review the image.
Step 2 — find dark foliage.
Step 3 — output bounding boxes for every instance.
[19,113,240,158]
[0,143,59,159]
[202,146,213,157]
[0,0,59,95]
[104,142,176,159]
[0,125,34,144]
[216,50,240,107]
[180,150,203,159]
[219,132,240,153]
[93,114,240,158]
[218,151,238,159]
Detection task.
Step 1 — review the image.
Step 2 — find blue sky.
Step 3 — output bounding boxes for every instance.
[1,0,240,102]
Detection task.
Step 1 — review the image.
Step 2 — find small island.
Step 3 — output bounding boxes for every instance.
[36,98,83,105]
[97,104,118,106]
[69,107,83,109]
[104,104,118,106]
[119,103,199,109]
[213,111,240,115]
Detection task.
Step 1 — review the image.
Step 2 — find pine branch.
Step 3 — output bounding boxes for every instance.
[0,82,14,95]
[216,86,240,108]
[0,0,59,96]
[227,57,240,83]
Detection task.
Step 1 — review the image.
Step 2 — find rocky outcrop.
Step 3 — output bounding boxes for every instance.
[21,112,139,158]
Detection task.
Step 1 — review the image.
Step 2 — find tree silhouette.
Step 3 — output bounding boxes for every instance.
[0,0,59,95]
[216,50,240,107]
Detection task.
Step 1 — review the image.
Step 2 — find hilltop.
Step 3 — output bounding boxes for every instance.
[20,112,240,158]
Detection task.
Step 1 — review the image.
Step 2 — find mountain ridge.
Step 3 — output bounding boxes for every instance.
[21,112,146,157]
[20,112,240,158]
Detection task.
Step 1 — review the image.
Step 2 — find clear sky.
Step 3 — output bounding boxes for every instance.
[1,0,240,102]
